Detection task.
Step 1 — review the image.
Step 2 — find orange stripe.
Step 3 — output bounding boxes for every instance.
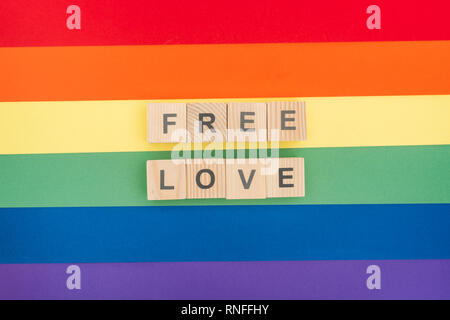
[0,41,449,102]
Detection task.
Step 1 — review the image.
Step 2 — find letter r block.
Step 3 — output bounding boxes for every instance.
[267,101,306,141]
[147,159,186,200]
[266,157,305,198]
[147,103,187,143]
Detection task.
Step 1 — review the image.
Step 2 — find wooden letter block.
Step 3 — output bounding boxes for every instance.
[267,101,306,141]
[266,157,305,198]
[227,102,267,142]
[147,159,186,200]
[226,159,266,199]
[186,160,225,199]
[147,103,187,143]
[187,103,227,142]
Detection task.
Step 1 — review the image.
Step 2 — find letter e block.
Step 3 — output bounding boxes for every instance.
[266,157,305,198]
[147,159,186,200]
[226,159,266,199]
[227,102,267,142]
[186,160,225,199]
[267,101,306,141]
[147,103,187,143]
[187,103,227,142]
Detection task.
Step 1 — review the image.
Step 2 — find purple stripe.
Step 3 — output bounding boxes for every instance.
[1,260,449,300]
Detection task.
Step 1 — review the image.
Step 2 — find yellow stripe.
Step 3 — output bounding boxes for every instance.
[1,96,449,155]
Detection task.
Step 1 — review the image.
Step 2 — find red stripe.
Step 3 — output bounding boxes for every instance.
[1,0,450,47]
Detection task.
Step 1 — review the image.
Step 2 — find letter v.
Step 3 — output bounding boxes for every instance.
[238,169,256,189]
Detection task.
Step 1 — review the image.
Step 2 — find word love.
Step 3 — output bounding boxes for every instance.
[147,158,304,200]
[147,101,306,143]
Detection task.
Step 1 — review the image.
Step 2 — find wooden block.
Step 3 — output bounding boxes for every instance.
[226,159,266,199]
[267,101,306,141]
[227,102,267,142]
[187,103,227,142]
[147,103,187,143]
[266,157,305,198]
[186,159,226,199]
[147,159,186,200]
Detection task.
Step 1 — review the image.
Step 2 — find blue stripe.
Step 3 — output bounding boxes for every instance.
[0,204,449,263]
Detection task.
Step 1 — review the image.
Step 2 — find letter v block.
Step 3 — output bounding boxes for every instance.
[226,159,266,199]
[267,101,306,141]
[266,157,305,198]
[147,103,187,143]
[147,159,186,200]
[187,103,227,142]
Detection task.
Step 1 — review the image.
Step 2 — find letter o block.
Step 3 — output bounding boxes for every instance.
[147,103,187,143]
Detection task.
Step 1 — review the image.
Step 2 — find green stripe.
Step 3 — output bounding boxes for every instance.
[0,145,449,207]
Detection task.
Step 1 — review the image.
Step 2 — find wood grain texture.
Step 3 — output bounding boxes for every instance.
[227,102,267,142]
[267,101,306,141]
[187,103,227,142]
[147,160,186,200]
[147,103,187,143]
[266,157,305,198]
[186,160,226,199]
[226,159,267,199]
